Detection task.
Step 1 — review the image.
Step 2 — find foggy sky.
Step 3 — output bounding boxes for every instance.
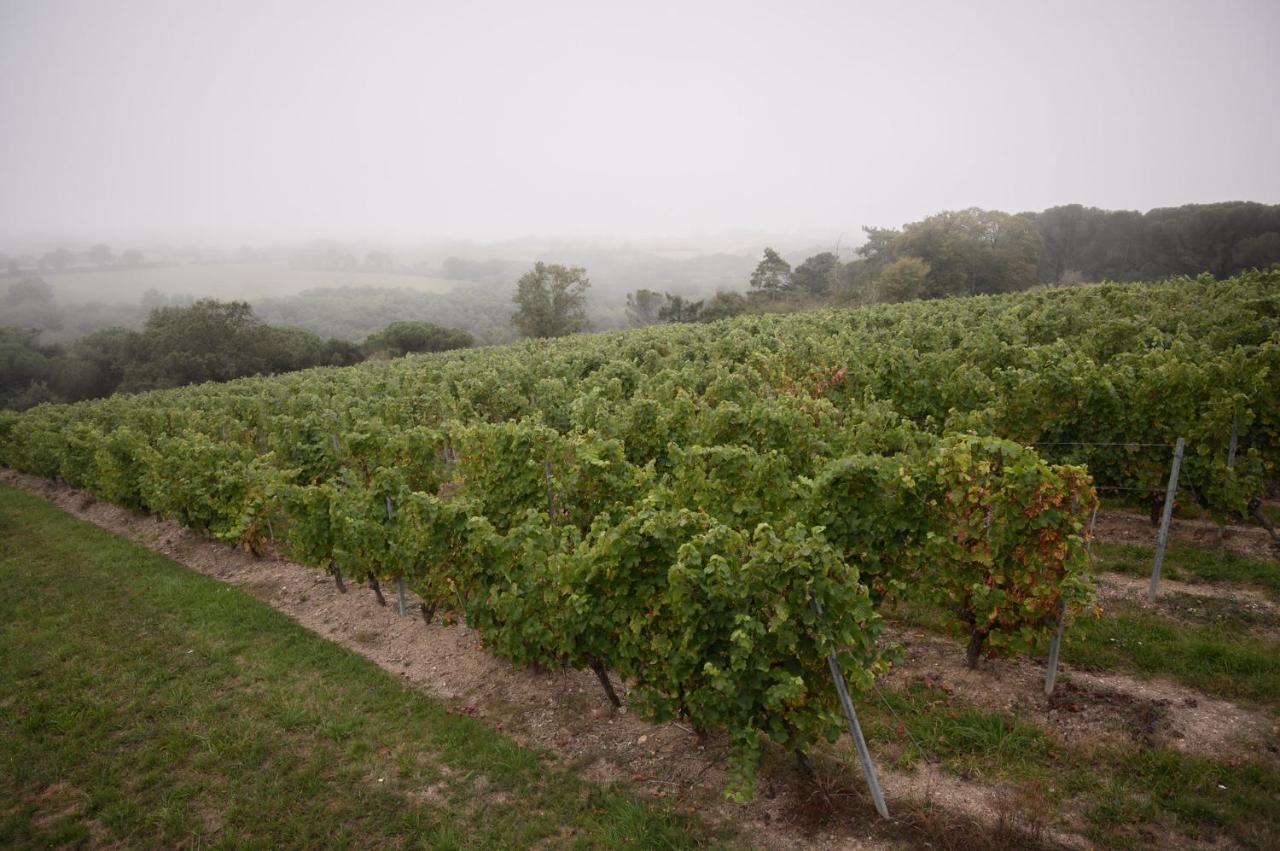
[2,0,1278,243]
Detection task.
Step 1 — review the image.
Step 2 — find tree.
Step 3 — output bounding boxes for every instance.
[140,289,174,311]
[624,289,664,327]
[893,208,1040,297]
[320,338,365,366]
[87,244,115,267]
[1022,202,1280,283]
[3,278,62,331]
[700,290,748,321]
[0,326,60,408]
[1232,232,1280,270]
[71,327,142,398]
[363,320,473,357]
[511,262,591,338]
[127,299,262,389]
[748,248,792,298]
[856,227,901,266]
[874,257,931,303]
[119,248,145,267]
[38,247,73,272]
[792,252,839,295]
[1033,204,1088,284]
[657,293,704,323]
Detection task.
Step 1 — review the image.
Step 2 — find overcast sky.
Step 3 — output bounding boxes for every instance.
[1,0,1277,243]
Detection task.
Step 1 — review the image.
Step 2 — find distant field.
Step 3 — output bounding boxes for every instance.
[38,261,472,303]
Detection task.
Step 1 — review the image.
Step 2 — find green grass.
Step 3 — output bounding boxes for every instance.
[1065,602,1280,704]
[870,535,1280,844]
[1095,541,1280,598]
[866,683,1060,781]
[889,534,1280,704]
[889,594,1280,706]
[0,485,722,849]
[858,680,1280,848]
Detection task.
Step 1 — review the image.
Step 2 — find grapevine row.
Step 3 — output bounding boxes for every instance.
[2,271,1274,796]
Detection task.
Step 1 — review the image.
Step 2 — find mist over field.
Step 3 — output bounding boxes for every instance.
[1,0,1279,400]
[4,0,1279,238]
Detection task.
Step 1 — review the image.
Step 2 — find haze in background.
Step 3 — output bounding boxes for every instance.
[2,0,1278,245]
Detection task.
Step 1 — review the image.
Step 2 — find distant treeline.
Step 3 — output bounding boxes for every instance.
[254,285,523,345]
[853,201,1280,301]
[6,201,1278,396]
[292,202,1280,337]
[1030,202,1280,283]
[0,244,146,276]
[627,201,1280,323]
[1,282,472,410]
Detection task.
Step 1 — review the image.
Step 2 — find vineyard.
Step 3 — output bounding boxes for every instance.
[2,270,1277,805]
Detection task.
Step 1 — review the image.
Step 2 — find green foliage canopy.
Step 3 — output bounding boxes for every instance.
[511,262,591,338]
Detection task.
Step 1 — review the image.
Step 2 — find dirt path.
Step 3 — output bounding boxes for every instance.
[1094,507,1279,563]
[882,627,1277,761]
[4,470,1275,849]
[1097,571,1279,613]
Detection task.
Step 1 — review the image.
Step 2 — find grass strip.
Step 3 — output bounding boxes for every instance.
[859,680,1280,849]
[1066,601,1280,703]
[0,484,722,849]
[1095,541,1280,599]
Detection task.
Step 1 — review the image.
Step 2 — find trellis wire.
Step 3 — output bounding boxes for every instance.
[1092,485,1163,493]
[1030,441,1169,447]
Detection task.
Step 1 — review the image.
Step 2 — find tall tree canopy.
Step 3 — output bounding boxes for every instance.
[511,262,591,338]
[791,251,839,295]
[624,288,664,327]
[891,208,1041,298]
[748,247,792,297]
[363,320,473,357]
[1028,202,1280,283]
[875,257,931,303]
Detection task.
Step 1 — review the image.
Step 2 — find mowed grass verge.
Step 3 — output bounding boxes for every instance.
[867,538,1280,845]
[1080,542,1280,702]
[857,681,1280,849]
[890,539,1280,705]
[1095,541,1280,599]
[0,485,722,850]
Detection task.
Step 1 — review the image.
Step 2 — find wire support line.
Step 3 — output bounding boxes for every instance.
[1029,441,1170,447]
[1093,485,1165,492]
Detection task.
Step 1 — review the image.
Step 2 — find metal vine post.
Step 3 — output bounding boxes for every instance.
[1149,437,1185,600]
[808,597,888,819]
[1045,503,1099,695]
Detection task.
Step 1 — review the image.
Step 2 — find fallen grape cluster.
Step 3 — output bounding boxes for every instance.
[3,270,1276,797]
